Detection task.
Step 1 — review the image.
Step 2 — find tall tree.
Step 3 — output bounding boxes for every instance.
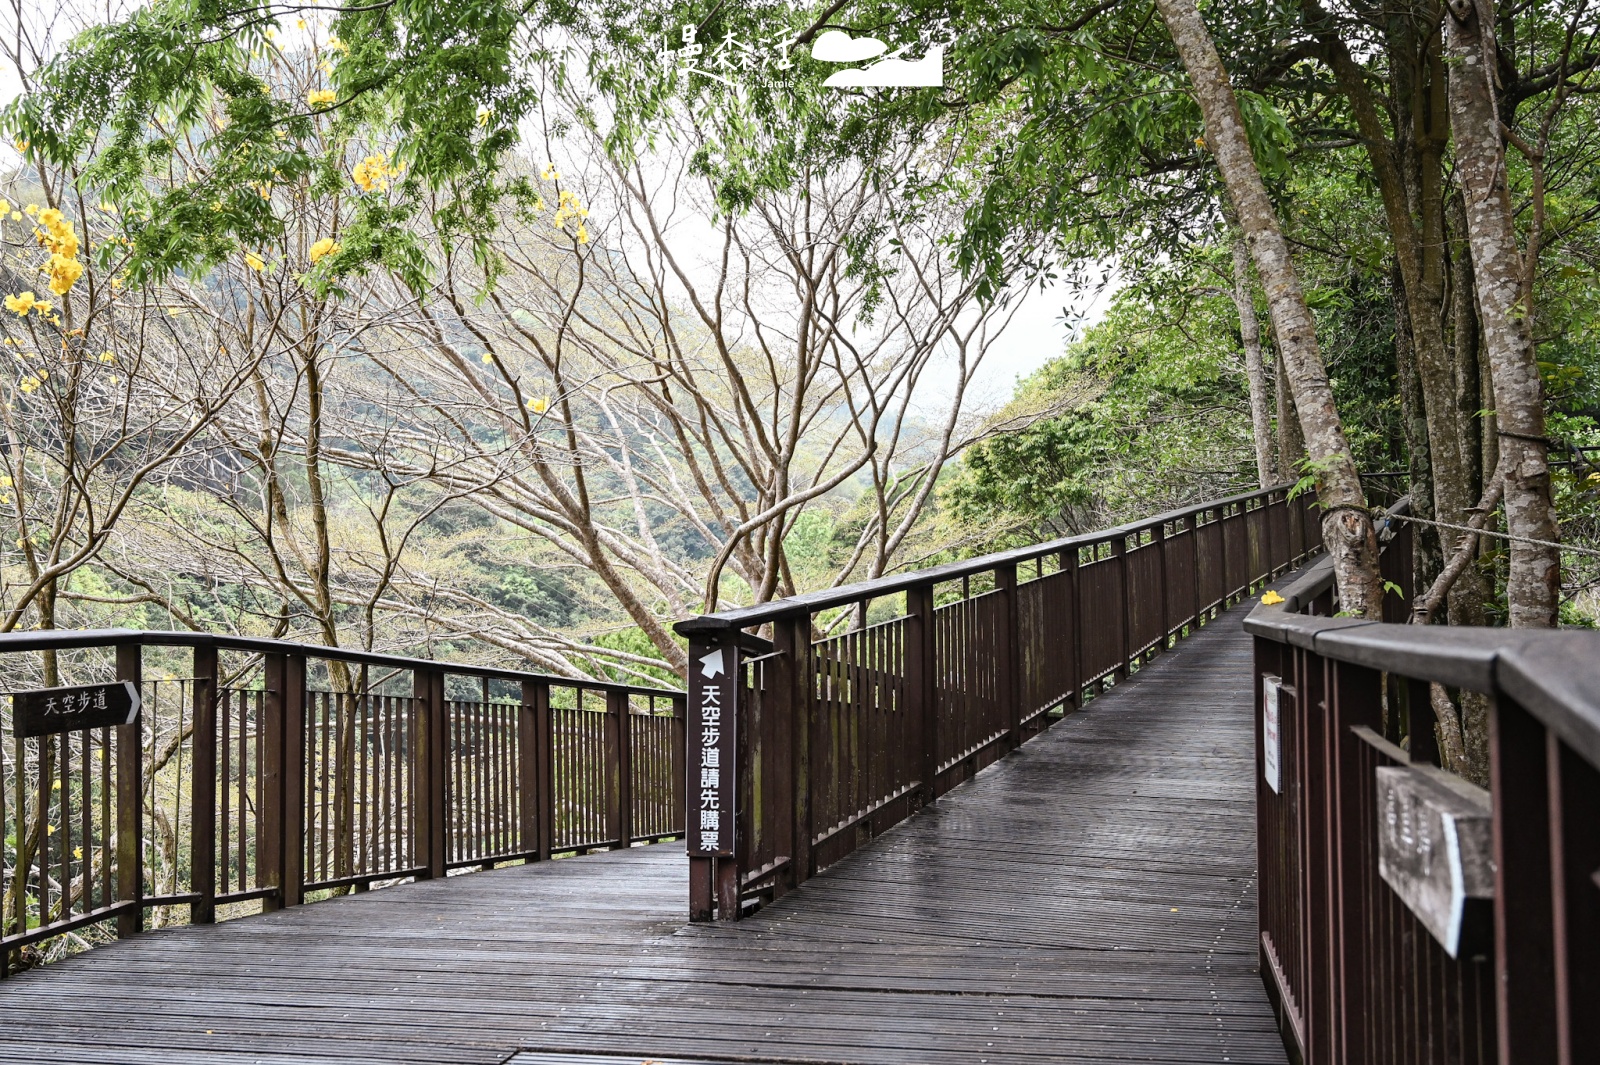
[1443,0,1562,627]
[1155,0,1385,617]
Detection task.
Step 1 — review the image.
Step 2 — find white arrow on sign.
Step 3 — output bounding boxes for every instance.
[699,648,725,679]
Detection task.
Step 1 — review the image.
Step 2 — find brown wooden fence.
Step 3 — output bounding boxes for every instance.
[675,484,1322,921]
[1247,516,1600,1065]
[0,633,682,972]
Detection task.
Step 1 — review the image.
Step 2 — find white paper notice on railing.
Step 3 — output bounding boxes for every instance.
[1262,676,1281,794]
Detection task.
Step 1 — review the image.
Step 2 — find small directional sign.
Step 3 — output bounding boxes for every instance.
[12,681,141,738]
[687,638,737,857]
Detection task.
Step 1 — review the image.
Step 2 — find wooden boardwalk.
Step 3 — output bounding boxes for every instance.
[0,598,1287,1065]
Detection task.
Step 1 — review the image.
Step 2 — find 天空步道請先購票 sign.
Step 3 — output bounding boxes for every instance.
[688,640,737,857]
[11,681,141,738]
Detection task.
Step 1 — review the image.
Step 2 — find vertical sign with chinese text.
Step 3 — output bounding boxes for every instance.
[687,637,738,856]
[1262,675,1281,794]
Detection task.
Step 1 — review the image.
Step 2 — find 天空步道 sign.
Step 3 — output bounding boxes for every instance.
[11,681,141,738]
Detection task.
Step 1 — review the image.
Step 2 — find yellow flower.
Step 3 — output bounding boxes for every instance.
[73,846,83,860]
[307,88,337,107]
[352,154,391,192]
[297,18,307,29]
[327,34,350,54]
[528,395,550,414]
[23,204,37,216]
[308,237,341,264]
[244,251,266,272]
[0,199,8,214]
[476,105,493,127]
[4,291,36,316]
[8,212,19,222]
[98,351,116,364]
[37,207,62,229]
[48,254,84,296]
[1260,590,1285,606]
[480,353,493,364]
[264,27,276,40]
[541,162,560,181]
[576,224,588,245]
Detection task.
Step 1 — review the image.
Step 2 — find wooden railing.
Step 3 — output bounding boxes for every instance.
[1247,512,1600,1065]
[0,631,683,973]
[674,483,1322,921]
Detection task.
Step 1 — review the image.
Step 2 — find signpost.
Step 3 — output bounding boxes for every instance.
[687,641,737,858]
[12,681,141,738]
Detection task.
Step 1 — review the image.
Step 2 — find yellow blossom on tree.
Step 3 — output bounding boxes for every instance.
[244,252,266,271]
[4,292,37,316]
[307,88,337,107]
[23,204,37,216]
[327,34,350,54]
[48,254,84,296]
[308,237,341,264]
[528,395,550,414]
[352,154,391,192]
[576,224,588,244]
[476,105,493,127]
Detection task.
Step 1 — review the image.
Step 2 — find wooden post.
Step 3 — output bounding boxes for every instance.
[1193,512,1206,625]
[280,654,306,906]
[412,667,447,880]
[1489,698,1558,1065]
[1154,523,1170,652]
[190,644,219,925]
[607,689,633,849]
[115,642,143,938]
[518,680,540,859]
[996,563,1022,746]
[686,631,740,920]
[906,586,937,804]
[260,654,284,912]
[670,694,686,845]
[533,681,554,861]
[1063,548,1082,710]
[1112,537,1130,680]
[774,615,813,888]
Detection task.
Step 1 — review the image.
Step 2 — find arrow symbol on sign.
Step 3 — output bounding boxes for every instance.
[699,648,725,678]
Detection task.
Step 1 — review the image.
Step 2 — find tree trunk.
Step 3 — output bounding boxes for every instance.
[1443,0,1561,627]
[1274,336,1305,483]
[1308,5,1470,609]
[1393,264,1443,590]
[1228,226,1275,487]
[1157,0,1386,617]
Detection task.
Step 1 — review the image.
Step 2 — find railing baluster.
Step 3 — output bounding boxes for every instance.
[115,643,144,937]
[191,645,218,925]
[996,563,1022,749]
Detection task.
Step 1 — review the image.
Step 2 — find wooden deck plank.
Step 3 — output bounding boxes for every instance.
[0,597,1287,1064]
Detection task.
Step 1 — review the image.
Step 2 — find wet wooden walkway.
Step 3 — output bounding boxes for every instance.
[0,597,1287,1065]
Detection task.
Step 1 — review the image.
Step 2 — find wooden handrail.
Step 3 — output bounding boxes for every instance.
[678,481,1325,922]
[1246,507,1600,1064]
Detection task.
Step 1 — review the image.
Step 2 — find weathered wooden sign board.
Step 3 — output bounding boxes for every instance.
[1375,764,1494,958]
[12,680,141,738]
[686,638,737,857]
